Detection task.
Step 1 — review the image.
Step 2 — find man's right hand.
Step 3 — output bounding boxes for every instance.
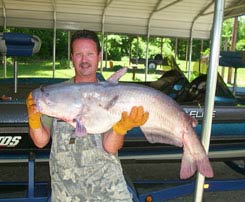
[112,106,149,135]
[26,92,41,129]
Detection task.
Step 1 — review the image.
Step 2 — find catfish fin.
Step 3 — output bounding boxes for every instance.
[73,118,87,137]
[141,128,182,147]
[104,95,119,110]
[76,103,115,134]
[185,113,198,128]
[107,67,127,83]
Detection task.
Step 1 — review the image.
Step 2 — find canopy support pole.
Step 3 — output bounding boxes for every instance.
[187,1,214,80]
[187,34,193,80]
[14,59,17,93]
[145,29,150,81]
[52,0,57,78]
[2,0,7,78]
[101,0,114,73]
[136,35,139,66]
[67,30,71,68]
[194,1,224,201]
[145,0,182,81]
[174,38,178,60]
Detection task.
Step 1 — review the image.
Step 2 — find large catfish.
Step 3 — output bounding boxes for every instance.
[31,69,213,179]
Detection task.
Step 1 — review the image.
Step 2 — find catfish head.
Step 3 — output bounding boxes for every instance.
[32,82,83,125]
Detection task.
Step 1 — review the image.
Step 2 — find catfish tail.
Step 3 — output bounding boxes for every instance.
[180,144,214,179]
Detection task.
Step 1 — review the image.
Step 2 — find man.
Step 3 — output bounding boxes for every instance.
[26,30,149,201]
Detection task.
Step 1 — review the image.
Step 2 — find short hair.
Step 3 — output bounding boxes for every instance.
[70,30,101,54]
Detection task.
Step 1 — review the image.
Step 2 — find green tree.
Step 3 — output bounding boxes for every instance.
[105,35,123,61]
[221,18,233,50]
[236,16,245,50]
[221,16,245,51]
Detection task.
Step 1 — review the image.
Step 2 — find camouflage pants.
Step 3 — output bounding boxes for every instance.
[49,120,132,202]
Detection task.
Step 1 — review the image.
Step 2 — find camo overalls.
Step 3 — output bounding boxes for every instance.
[49,119,132,202]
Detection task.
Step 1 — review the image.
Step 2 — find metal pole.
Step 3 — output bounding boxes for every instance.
[175,38,178,60]
[105,35,108,68]
[144,0,164,81]
[194,0,224,201]
[145,32,150,81]
[67,30,71,68]
[185,39,188,72]
[3,55,7,78]
[221,40,228,78]
[2,0,7,78]
[129,36,132,67]
[14,59,18,93]
[28,152,35,198]
[101,18,105,72]
[52,19,56,78]
[227,16,238,84]
[199,40,204,73]
[52,0,57,78]
[136,36,139,66]
[187,34,193,80]
[101,0,114,72]
[187,1,214,80]
[233,68,238,95]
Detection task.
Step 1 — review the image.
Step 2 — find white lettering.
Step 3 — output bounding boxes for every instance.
[186,110,216,118]
[0,136,22,147]
[9,136,22,147]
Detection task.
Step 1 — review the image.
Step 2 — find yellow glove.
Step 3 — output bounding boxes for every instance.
[26,92,41,129]
[113,106,149,135]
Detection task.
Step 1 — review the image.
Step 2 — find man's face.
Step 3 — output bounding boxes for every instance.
[71,38,101,79]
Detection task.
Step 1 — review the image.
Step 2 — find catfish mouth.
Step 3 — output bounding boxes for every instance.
[40,85,50,97]
[32,86,51,113]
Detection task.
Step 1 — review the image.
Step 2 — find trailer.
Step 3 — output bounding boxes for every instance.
[1,67,245,201]
[130,54,167,71]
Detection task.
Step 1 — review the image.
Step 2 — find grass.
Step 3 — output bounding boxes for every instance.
[0,60,162,82]
[0,59,245,87]
[0,60,75,78]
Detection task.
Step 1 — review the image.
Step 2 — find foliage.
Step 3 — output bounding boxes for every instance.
[201,48,210,56]
[236,39,245,50]
[236,17,245,50]
[221,16,245,51]
[130,36,146,58]
[176,39,188,60]
[237,16,245,42]
[105,35,131,61]
[222,18,233,41]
